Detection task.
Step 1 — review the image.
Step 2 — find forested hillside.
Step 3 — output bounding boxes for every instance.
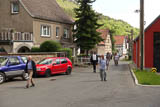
[56,0,139,38]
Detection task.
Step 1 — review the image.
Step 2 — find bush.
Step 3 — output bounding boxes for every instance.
[31,47,40,52]
[40,40,62,52]
[59,48,72,60]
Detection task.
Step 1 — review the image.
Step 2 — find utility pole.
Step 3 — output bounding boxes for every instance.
[140,0,144,70]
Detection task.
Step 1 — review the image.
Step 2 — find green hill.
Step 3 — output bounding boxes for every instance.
[56,0,139,38]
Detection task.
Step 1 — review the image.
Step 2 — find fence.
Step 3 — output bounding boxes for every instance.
[74,56,91,65]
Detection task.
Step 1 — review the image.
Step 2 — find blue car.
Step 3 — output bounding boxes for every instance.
[0,56,28,84]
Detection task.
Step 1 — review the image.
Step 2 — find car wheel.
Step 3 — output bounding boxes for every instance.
[45,69,51,77]
[65,67,72,75]
[22,72,29,80]
[0,72,5,84]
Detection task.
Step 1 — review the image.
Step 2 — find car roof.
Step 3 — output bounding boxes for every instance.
[45,57,67,59]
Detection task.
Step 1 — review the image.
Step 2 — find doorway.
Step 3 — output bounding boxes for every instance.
[154,32,160,72]
[18,46,30,53]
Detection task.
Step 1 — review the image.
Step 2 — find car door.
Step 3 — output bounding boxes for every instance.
[60,58,68,72]
[51,58,62,74]
[5,57,24,76]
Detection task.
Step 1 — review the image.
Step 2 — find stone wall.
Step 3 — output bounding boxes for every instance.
[0,52,66,63]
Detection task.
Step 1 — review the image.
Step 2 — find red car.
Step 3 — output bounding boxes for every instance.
[36,57,72,77]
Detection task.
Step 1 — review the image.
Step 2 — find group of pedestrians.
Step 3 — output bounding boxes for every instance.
[90,52,120,81]
[24,52,120,88]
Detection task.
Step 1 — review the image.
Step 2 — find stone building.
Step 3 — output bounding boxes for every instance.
[0,0,75,53]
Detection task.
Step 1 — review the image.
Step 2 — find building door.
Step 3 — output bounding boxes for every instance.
[154,32,160,72]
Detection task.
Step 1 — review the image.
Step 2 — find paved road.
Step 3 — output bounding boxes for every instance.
[0,61,160,107]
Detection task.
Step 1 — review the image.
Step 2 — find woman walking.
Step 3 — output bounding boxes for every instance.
[99,55,108,81]
[114,53,119,66]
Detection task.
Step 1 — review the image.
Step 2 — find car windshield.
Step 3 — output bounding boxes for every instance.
[0,57,8,66]
[38,59,53,65]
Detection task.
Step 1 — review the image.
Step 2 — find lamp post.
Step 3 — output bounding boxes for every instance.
[140,0,144,70]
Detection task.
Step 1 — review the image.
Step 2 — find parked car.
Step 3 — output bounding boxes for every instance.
[36,57,72,77]
[0,56,28,84]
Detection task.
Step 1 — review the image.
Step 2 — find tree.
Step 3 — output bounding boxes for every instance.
[73,0,103,54]
[109,29,116,53]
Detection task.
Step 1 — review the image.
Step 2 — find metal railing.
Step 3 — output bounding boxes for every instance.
[74,57,91,65]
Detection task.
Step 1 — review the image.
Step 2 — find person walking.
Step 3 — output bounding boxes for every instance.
[25,56,36,88]
[114,53,119,66]
[99,55,108,81]
[106,52,111,70]
[90,52,98,73]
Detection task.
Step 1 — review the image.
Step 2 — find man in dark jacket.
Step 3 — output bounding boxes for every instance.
[25,56,36,88]
[90,52,98,73]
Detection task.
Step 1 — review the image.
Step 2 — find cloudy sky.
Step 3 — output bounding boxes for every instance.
[93,0,160,28]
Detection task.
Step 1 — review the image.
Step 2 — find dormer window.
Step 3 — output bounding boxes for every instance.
[11,2,19,14]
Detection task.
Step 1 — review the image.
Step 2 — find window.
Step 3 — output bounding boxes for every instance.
[60,58,67,64]
[21,56,27,63]
[11,2,19,14]
[63,28,69,38]
[9,57,20,65]
[56,27,60,37]
[41,25,51,37]
[56,59,60,64]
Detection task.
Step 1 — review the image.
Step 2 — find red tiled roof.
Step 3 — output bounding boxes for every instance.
[97,29,109,45]
[114,36,125,45]
[20,0,74,24]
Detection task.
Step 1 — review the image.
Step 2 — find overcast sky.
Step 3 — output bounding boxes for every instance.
[93,0,160,28]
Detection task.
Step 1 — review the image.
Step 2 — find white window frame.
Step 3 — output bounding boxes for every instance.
[41,25,51,37]
[11,2,19,14]
[63,28,69,39]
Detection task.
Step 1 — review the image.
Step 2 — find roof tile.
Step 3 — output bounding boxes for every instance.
[21,0,74,24]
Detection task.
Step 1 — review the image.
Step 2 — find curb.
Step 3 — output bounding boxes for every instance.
[129,64,160,87]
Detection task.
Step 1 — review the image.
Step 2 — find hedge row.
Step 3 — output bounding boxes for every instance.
[31,40,72,59]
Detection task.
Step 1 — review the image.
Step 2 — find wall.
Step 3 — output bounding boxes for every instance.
[0,52,66,63]
[0,0,33,32]
[13,42,34,53]
[137,38,140,68]
[144,18,160,68]
[104,35,112,53]
[0,45,13,53]
[97,45,105,55]
[33,19,73,46]
[133,41,137,64]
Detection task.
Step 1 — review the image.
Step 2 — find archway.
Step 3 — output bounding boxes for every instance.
[18,46,30,53]
[0,47,6,53]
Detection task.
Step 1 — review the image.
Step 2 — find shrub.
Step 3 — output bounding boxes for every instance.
[31,47,40,52]
[40,40,62,52]
[59,48,72,60]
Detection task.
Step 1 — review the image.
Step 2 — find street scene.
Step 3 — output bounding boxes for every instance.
[1,61,160,107]
[1,0,160,107]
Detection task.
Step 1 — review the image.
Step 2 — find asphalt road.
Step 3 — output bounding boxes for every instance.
[0,61,160,107]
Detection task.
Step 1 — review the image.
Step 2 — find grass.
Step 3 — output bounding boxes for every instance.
[121,58,131,61]
[134,69,160,85]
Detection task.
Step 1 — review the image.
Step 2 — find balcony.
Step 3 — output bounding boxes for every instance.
[0,32,33,44]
